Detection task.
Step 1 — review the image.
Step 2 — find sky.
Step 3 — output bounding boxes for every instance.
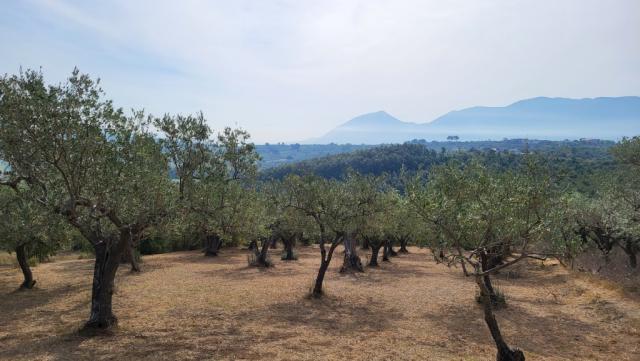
[1,0,639,143]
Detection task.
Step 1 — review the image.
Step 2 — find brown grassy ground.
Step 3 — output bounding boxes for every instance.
[1,246,639,361]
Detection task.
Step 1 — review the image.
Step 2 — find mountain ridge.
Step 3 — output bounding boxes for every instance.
[306,96,640,144]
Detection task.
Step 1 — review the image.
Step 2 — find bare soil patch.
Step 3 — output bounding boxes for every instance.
[1,247,639,360]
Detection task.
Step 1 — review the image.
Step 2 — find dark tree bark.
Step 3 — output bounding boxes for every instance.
[312,232,341,297]
[399,237,409,253]
[84,235,128,330]
[269,236,278,249]
[386,240,398,257]
[487,243,506,270]
[431,247,444,263]
[481,250,500,305]
[121,239,141,272]
[281,236,296,261]
[622,239,638,269]
[16,244,36,290]
[313,259,330,297]
[204,234,222,256]
[628,251,638,269]
[475,276,525,361]
[250,238,272,267]
[361,237,370,250]
[369,243,382,267]
[340,235,364,273]
[382,240,391,262]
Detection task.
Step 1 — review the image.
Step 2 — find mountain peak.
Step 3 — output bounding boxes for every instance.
[342,111,401,127]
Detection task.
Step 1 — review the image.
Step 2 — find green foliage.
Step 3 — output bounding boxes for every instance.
[139,238,172,255]
[261,140,615,193]
[407,155,560,273]
[155,114,261,250]
[0,186,65,261]
[0,68,172,247]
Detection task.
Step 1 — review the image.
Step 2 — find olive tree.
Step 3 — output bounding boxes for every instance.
[407,158,557,361]
[0,69,171,329]
[157,114,260,256]
[263,181,313,261]
[282,173,385,296]
[574,192,639,269]
[568,137,640,270]
[0,186,64,289]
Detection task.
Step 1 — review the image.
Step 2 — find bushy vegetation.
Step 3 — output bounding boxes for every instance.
[0,68,637,360]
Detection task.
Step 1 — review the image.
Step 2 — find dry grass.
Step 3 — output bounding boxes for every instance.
[0,253,15,267]
[1,246,639,361]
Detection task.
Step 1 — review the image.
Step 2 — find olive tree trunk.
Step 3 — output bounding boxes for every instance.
[385,240,398,257]
[16,244,36,290]
[481,251,499,303]
[382,240,391,262]
[475,276,524,361]
[369,243,382,267]
[204,234,222,256]
[121,239,141,272]
[251,237,273,267]
[312,235,341,297]
[622,239,638,269]
[399,238,409,253]
[84,237,127,330]
[340,235,364,273]
[282,236,296,260]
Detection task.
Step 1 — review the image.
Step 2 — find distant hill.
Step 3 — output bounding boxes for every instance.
[256,143,374,169]
[261,139,616,187]
[307,97,640,144]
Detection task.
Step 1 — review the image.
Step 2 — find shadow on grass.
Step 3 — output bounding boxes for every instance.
[235,295,402,335]
[427,299,600,359]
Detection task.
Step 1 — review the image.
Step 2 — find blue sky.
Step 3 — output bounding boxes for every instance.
[1,0,639,143]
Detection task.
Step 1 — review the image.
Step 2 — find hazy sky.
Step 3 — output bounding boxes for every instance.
[2,0,639,143]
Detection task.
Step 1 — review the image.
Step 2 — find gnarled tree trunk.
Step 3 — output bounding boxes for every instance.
[399,237,409,253]
[340,235,364,273]
[622,239,638,269]
[313,259,330,297]
[382,240,391,262]
[251,237,273,267]
[121,239,141,272]
[84,236,127,330]
[312,233,341,297]
[16,244,36,290]
[475,276,524,361]
[204,234,222,256]
[487,242,507,270]
[282,236,296,261]
[481,251,499,304]
[385,240,398,257]
[369,242,382,267]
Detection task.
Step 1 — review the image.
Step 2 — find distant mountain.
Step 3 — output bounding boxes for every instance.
[307,97,640,144]
[305,111,423,144]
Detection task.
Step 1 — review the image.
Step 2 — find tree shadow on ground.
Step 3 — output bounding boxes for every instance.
[235,295,402,335]
[0,282,87,326]
[427,299,604,359]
